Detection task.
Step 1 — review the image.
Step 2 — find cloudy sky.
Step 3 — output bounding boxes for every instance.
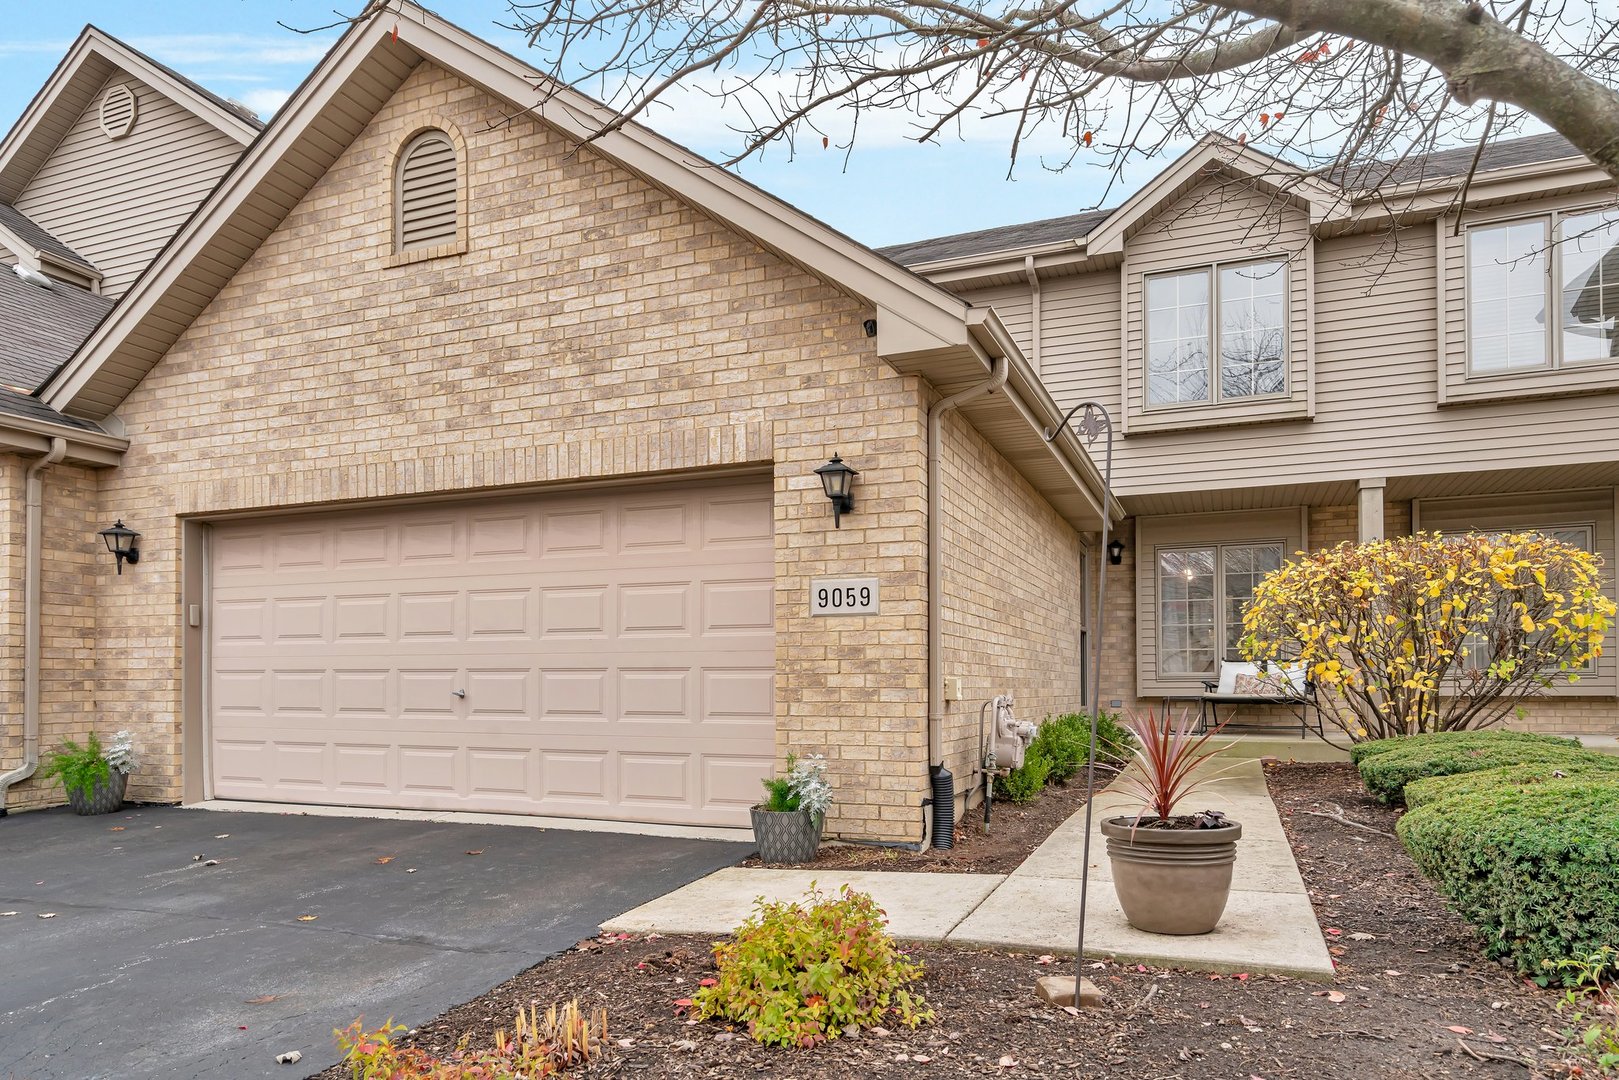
[0,0,1185,247]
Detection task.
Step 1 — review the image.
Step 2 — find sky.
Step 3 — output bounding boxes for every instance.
[0,0,1184,247]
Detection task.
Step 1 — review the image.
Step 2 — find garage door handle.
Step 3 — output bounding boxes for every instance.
[452,689,466,698]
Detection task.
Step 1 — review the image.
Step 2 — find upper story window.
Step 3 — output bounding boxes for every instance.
[1146,258,1286,407]
[1467,208,1619,376]
[395,130,460,253]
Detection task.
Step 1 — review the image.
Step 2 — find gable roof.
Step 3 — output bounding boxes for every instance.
[38,1,1109,528]
[1330,131,1580,190]
[0,201,99,276]
[0,26,260,206]
[0,268,116,391]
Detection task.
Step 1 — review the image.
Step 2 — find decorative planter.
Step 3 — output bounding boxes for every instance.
[751,806,824,864]
[66,771,127,816]
[1100,816,1242,935]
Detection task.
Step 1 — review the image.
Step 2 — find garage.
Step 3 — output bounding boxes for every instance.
[207,479,776,828]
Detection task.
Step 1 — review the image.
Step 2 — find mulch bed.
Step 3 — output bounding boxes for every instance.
[740,770,1116,875]
[312,762,1583,1078]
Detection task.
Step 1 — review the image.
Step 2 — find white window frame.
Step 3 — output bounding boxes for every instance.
[1465,205,1619,378]
[1156,539,1286,676]
[1143,256,1289,409]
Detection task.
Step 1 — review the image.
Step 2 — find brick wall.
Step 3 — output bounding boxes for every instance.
[86,61,946,840]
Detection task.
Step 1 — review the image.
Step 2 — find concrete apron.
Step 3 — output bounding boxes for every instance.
[602,760,1335,980]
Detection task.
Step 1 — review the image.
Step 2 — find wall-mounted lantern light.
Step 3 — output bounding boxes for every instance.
[1107,538,1125,565]
[814,453,858,528]
[98,520,141,574]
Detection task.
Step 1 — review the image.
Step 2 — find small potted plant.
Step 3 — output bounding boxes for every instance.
[40,730,137,816]
[1099,709,1240,935]
[752,753,832,864]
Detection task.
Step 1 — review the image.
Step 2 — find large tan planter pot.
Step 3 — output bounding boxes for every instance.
[1100,816,1242,935]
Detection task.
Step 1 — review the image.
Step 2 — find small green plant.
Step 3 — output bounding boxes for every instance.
[993,743,1051,803]
[1555,948,1619,1073]
[693,884,933,1048]
[39,733,111,802]
[334,1001,607,1078]
[1030,711,1135,783]
[758,752,833,816]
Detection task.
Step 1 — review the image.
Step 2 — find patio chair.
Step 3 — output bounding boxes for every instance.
[1198,661,1323,737]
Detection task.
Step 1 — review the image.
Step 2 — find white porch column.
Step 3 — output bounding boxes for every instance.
[1358,477,1387,543]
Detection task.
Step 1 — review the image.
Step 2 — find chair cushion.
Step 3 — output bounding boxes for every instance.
[1215,661,1259,695]
[1220,661,1307,698]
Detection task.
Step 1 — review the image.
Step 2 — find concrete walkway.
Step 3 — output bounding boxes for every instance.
[602,760,1335,980]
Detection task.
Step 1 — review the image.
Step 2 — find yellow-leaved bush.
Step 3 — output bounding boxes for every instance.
[1241,532,1614,741]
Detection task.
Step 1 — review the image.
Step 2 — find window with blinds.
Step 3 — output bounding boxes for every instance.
[395,131,459,252]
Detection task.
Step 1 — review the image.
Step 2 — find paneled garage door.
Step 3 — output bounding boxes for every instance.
[208,480,776,827]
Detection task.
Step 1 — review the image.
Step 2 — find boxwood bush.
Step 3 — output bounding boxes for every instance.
[1348,729,1580,766]
[1397,780,1619,985]
[1357,733,1600,804]
[1404,760,1619,810]
[997,712,1133,800]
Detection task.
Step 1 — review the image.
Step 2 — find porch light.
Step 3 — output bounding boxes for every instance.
[814,453,858,528]
[98,520,141,574]
[1107,538,1125,565]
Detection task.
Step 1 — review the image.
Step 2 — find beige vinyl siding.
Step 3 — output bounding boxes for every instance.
[1121,177,1312,433]
[1134,508,1305,697]
[1440,191,1619,405]
[13,74,243,299]
[961,270,1123,419]
[1413,488,1618,698]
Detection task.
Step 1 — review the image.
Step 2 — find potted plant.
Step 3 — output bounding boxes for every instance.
[751,753,832,864]
[40,730,137,816]
[1099,709,1240,935]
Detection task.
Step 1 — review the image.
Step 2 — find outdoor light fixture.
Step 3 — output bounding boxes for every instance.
[814,453,858,528]
[1107,538,1125,565]
[98,520,141,574]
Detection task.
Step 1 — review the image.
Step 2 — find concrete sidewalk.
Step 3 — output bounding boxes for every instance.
[602,760,1335,979]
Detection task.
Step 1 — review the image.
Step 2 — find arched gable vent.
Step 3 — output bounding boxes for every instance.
[99,84,138,140]
[396,130,459,251]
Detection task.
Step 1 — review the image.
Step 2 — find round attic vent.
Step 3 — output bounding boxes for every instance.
[99,84,138,140]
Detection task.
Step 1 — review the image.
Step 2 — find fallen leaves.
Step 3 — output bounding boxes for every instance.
[1446,1025,1473,1035]
[296,915,318,922]
[375,856,395,865]
[245,995,281,1005]
[109,826,125,831]
[0,911,16,917]
[465,849,484,856]
[37,913,56,920]
[1348,931,1376,941]
[1312,989,1346,1003]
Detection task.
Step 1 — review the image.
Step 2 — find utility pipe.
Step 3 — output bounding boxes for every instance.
[925,349,1008,843]
[0,436,67,815]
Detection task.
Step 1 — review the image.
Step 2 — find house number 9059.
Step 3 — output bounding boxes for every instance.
[810,577,880,616]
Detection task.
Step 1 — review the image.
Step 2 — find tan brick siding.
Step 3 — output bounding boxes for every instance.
[936,408,1084,812]
[89,62,939,840]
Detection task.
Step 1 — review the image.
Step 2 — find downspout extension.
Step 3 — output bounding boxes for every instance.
[925,348,1008,845]
[0,436,67,816]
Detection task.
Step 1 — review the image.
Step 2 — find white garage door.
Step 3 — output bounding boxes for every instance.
[208,479,776,828]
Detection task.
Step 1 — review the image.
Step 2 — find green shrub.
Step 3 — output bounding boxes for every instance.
[334,1000,607,1078]
[38,733,111,802]
[693,885,932,1047]
[1555,948,1619,1074]
[1397,780,1619,985]
[1405,761,1619,810]
[1026,712,1134,785]
[1348,729,1580,765]
[994,744,1051,803]
[1357,734,1603,804]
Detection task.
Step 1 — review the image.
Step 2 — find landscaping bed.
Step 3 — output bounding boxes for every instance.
[312,761,1576,1079]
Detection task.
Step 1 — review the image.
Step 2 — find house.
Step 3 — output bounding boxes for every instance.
[0,6,1105,846]
[0,4,1612,847]
[882,132,1619,739]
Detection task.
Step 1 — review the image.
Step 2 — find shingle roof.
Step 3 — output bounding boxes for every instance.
[97,27,266,130]
[0,386,103,431]
[0,266,115,391]
[0,202,98,274]
[877,207,1112,266]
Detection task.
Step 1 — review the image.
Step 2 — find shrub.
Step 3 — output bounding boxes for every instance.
[1555,948,1619,1074]
[758,752,833,816]
[1397,780,1619,985]
[334,1000,607,1078]
[1022,712,1133,787]
[1405,761,1619,810]
[38,733,111,802]
[693,885,932,1047]
[1349,729,1580,765]
[1356,734,1605,804]
[993,743,1051,803]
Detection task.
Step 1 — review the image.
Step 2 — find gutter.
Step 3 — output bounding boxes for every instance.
[0,436,67,814]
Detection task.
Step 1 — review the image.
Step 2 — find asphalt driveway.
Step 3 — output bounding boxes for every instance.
[0,805,748,1080]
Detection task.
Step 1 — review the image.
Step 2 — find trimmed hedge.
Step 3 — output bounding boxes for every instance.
[1404,761,1619,810]
[1348,729,1580,766]
[1397,779,1619,985]
[1357,734,1600,805]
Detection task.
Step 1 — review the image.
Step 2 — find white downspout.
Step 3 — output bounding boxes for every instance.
[1024,256,1043,374]
[0,436,67,815]
[926,349,1008,786]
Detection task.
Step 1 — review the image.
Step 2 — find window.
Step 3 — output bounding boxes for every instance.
[395,130,459,253]
[1457,525,1595,672]
[1146,258,1287,407]
[1467,208,1619,375]
[1158,541,1284,675]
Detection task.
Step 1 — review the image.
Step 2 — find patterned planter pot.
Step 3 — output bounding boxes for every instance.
[66,771,127,816]
[750,807,824,864]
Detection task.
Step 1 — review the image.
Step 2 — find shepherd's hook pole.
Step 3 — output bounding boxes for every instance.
[1044,401,1113,994]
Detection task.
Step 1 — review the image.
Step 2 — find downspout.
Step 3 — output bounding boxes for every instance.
[925,346,1008,845]
[1024,256,1043,374]
[0,436,67,815]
